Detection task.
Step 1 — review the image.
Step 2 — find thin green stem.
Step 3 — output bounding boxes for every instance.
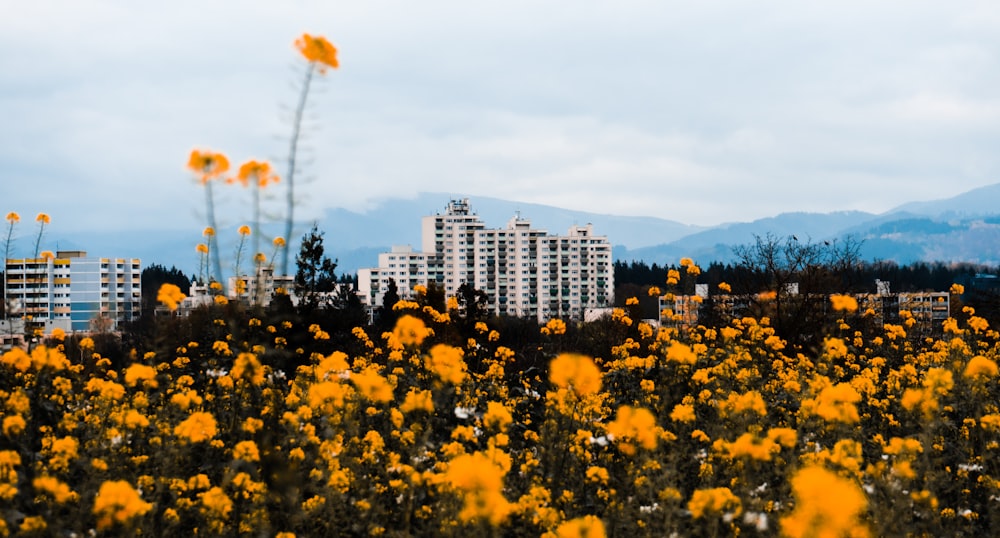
[205,181,224,292]
[282,62,316,276]
[3,220,15,319]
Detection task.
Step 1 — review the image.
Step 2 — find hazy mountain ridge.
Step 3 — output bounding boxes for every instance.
[43,183,1000,276]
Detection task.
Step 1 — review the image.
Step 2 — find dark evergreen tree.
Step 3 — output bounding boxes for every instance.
[423,282,447,313]
[141,264,191,316]
[456,283,488,322]
[294,224,338,313]
[377,278,401,329]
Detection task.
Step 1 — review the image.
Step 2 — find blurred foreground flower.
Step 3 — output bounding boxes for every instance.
[157,283,186,312]
[93,480,152,531]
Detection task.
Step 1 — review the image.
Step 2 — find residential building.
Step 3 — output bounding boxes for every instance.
[358,199,614,323]
[357,246,437,307]
[659,280,951,334]
[4,251,141,332]
[228,266,296,307]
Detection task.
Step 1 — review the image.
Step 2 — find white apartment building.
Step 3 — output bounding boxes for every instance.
[358,199,614,322]
[357,245,437,306]
[4,251,141,332]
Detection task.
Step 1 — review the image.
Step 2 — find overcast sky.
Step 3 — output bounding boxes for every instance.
[2,0,999,239]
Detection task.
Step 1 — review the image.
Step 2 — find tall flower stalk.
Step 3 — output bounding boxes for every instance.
[252,252,266,306]
[196,243,209,286]
[26,213,50,326]
[3,212,19,318]
[281,33,339,276]
[232,160,280,264]
[188,149,230,287]
[234,225,251,299]
[32,213,49,260]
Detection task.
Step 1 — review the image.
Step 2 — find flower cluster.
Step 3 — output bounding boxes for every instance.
[1,281,999,536]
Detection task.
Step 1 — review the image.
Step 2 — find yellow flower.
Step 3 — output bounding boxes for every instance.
[483,401,513,431]
[543,318,567,336]
[823,337,849,359]
[549,353,602,396]
[188,149,230,184]
[964,355,998,379]
[157,283,186,312]
[124,363,157,387]
[295,33,339,72]
[606,405,659,452]
[233,440,260,462]
[123,409,150,429]
[808,383,861,424]
[308,380,349,412]
[20,517,47,533]
[351,369,394,402]
[950,283,965,295]
[427,344,467,385]
[445,452,512,525]
[718,282,732,293]
[830,294,859,313]
[401,388,434,413]
[670,403,696,423]
[174,412,218,443]
[231,353,265,386]
[780,466,869,538]
[39,250,54,260]
[36,212,51,224]
[273,236,286,248]
[2,415,26,436]
[32,475,78,503]
[552,515,606,538]
[393,315,431,347]
[688,487,741,519]
[203,226,216,237]
[665,341,697,365]
[196,243,209,254]
[200,486,233,519]
[93,480,153,530]
[238,224,251,236]
[234,159,280,188]
[5,212,19,223]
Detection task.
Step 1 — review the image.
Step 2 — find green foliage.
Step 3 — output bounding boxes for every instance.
[293,224,337,313]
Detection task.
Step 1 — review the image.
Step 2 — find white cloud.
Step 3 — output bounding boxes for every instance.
[1,0,999,236]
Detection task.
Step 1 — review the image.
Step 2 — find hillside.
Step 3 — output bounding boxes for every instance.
[42,182,1000,276]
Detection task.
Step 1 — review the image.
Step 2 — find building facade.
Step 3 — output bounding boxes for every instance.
[659,281,950,334]
[359,199,614,323]
[4,251,141,332]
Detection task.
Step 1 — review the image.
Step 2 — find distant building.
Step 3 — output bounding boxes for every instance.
[4,251,141,332]
[177,266,297,314]
[659,280,950,334]
[228,266,296,307]
[358,198,615,322]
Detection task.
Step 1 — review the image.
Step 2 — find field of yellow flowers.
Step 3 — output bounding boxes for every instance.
[2,285,999,537]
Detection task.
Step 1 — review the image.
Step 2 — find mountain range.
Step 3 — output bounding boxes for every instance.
[45,183,1000,277]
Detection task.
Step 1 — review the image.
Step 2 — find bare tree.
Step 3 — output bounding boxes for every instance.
[730,233,866,352]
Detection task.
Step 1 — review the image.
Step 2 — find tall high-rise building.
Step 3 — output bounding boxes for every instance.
[4,251,141,332]
[359,199,614,322]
